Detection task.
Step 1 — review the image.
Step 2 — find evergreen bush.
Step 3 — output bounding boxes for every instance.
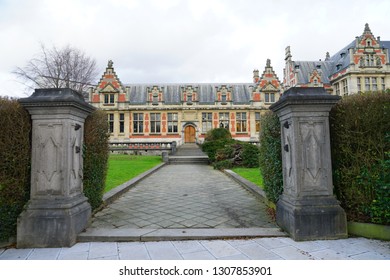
[241,143,260,168]
[330,91,390,225]
[83,110,110,210]
[205,127,232,141]
[258,111,283,203]
[0,97,31,241]
[201,128,234,162]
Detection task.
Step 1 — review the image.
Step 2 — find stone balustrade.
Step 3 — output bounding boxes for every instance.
[109,141,177,154]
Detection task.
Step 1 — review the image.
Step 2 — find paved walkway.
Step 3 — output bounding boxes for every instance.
[1,237,389,260]
[87,164,276,230]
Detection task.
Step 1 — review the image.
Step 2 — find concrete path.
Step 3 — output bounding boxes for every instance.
[1,237,389,260]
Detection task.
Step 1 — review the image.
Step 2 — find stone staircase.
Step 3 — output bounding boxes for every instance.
[168,143,209,165]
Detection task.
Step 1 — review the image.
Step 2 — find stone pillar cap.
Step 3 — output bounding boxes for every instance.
[19,88,95,113]
[270,87,340,113]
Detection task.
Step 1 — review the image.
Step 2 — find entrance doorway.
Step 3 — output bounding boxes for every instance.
[184,126,196,143]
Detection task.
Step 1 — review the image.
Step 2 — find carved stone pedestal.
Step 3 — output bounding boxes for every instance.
[17,89,95,248]
[270,88,347,241]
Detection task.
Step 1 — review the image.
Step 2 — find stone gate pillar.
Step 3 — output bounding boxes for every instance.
[269,87,347,241]
[17,88,95,248]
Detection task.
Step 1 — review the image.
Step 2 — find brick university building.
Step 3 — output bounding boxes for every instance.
[89,24,389,146]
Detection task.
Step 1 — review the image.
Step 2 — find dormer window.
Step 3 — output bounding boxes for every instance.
[336,63,342,71]
[221,92,227,102]
[367,40,371,47]
[152,93,158,105]
[186,92,193,105]
[340,52,346,58]
[104,93,115,104]
[295,65,300,70]
[316,65,321,69]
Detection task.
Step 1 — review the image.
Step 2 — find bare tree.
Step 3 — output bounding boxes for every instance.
[13,44,98,95]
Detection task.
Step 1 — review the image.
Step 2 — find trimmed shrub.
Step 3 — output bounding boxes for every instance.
[83,110,110,210]
[201,129,234,162]
[330,91,390,225]
[241,143,260,168]
[205,127,232,141]
[0,97,31,241]
[213,159,234,170]
[202,128,260,169]
[259,111,283,203]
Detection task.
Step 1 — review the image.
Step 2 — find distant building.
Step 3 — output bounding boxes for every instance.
[283,23,390,96]
[89,59,281,145]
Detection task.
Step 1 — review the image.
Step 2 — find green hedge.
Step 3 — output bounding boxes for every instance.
[83,110,110,210]
[330,91,390,225]
[0,97,31,241]
[258,111,283,204]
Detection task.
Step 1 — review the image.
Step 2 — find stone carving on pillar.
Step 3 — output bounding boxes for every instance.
[17,88,95,248]
[270,87,347,241]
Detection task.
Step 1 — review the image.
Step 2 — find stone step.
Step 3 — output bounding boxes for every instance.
[78,228,287,242]
[168,156,209,165]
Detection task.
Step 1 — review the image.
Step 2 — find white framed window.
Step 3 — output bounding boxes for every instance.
[236,112,247,133]
[119,113,124,133]
[357,77,361,92]
[104,94,115,104]
[255,112,261,133]
[133,113,143,134]
[150,113,161,134]
[167,113,178,133]
[335,83,340,95]
[202,112,213,133]
[342,80,348,95]
[219,112,229,129]
[108,113,114,133]
[365,77,370,91]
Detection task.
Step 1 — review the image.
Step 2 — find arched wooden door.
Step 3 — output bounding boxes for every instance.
[184,126,196,143]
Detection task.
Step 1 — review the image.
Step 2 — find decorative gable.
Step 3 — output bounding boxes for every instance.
[100,83,119,93]
[91,60,127,103]
[308,69,323,87]
[353,23,387,68]
[181,85,198,104]
[262,82,278,92]
[216,85,231,103]
[253,59,281,102]
[147,86,164,105]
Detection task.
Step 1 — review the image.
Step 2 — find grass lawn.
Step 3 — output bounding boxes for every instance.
[231,167,264,189]
[105,154,162,193]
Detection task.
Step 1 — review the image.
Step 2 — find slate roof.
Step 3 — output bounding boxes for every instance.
[125,83,254,105]
[293,40,390,85]
[294,60,334,84]
[328,40,356,74]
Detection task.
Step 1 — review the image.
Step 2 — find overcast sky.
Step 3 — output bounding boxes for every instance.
[1,0,389,97]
